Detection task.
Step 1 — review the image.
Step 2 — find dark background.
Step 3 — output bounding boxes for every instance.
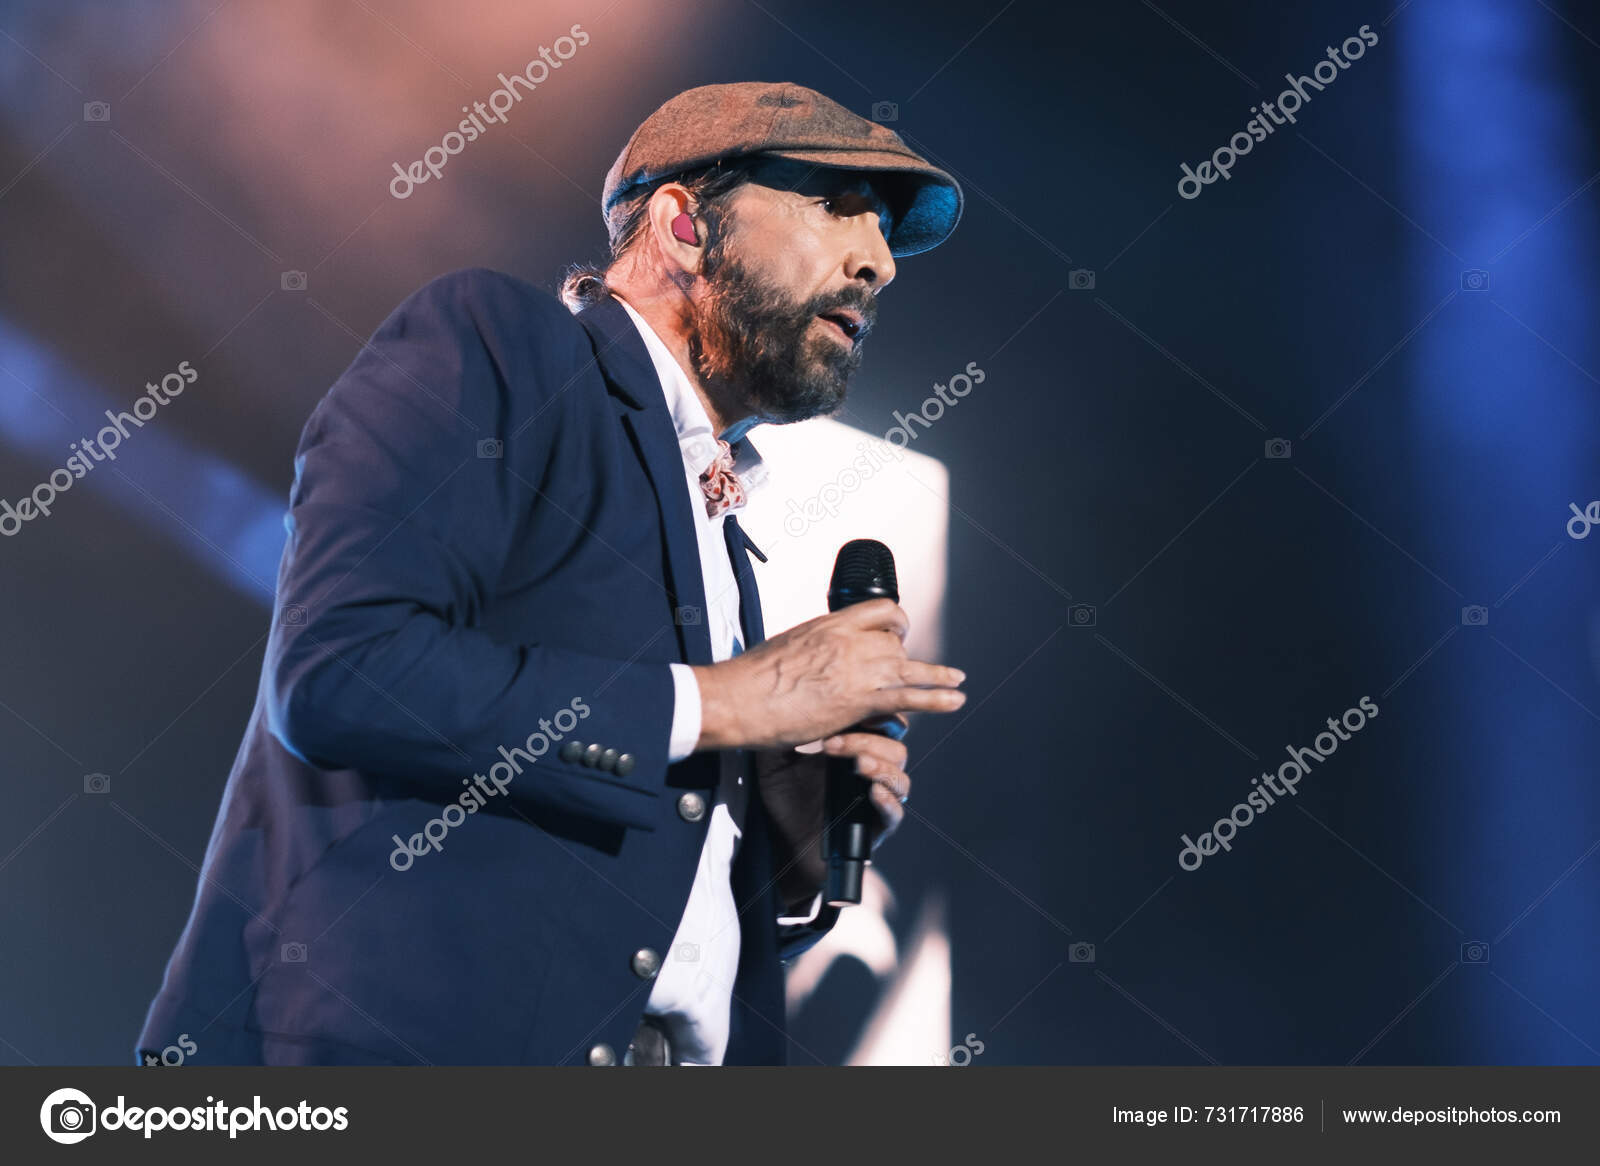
[2,0,1598,1065]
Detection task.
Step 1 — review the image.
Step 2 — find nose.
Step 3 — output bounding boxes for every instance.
[845,211,896,291]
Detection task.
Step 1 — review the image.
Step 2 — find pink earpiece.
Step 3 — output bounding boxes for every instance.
[671,212,698,245]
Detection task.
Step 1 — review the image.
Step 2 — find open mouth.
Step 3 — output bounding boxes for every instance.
[817,310,863,343]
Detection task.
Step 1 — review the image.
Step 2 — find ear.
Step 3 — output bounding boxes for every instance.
[648,183,702,273]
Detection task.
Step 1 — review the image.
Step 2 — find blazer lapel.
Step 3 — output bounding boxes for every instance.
[573,294,714,667]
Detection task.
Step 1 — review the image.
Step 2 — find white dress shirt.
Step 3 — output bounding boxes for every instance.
[613,294,793,1066]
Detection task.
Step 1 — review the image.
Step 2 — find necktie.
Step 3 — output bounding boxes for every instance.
[722,512,766,648]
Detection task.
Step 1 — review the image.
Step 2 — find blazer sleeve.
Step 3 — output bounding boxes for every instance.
[266,268,676,832]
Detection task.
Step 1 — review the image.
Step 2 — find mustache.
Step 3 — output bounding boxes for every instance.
[806,290,877,339]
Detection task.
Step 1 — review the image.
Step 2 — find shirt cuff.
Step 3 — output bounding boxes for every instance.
[667,662,702,763]
[776,891,823,926]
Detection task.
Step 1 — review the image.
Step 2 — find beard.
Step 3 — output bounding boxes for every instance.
[686,245,875,425]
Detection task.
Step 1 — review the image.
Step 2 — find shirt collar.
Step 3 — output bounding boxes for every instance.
[611,293,767,494]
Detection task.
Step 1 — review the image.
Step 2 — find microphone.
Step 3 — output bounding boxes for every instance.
[824,539,906,906]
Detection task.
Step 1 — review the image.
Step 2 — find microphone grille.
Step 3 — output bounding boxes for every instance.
[828,539,898,609]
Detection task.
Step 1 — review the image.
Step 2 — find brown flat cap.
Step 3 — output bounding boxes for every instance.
[601,81,963,258]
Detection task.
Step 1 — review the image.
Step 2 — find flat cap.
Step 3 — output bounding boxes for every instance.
[601,81,963,258]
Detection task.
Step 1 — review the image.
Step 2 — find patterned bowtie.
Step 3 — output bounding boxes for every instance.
[697,437,748,519]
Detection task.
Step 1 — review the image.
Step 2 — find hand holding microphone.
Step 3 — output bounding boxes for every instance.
[690,538,965,905]
[821,540,907,904]
[688,576,964,752]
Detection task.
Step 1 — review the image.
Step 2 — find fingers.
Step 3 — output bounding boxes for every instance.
[841,597,909,639]
[860,762,909,802]
[819,732,910,815]
[896,659,967,690]
[857,756,911,802]
[815,723,910,849]
[868,782,905,847]
[869,685,967,718]
[820,731,907,777]
[869,779,908,810]
[860,661,965,723]
[875,627,909,652]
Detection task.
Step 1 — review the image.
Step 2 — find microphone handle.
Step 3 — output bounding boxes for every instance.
[823,716,906,906]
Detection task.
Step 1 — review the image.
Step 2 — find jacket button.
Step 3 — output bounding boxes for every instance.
[677,792,707,822]
[631,947,661,979]
[581,742,603,767]
[588,1042,616,1066]
[614,752,636,776]
[599,747,620,772]
[559,740,584,763]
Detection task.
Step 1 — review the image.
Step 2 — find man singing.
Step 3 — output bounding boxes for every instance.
[137,81,967,1066]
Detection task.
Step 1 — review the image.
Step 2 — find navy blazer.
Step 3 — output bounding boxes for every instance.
[136,268,839,1066]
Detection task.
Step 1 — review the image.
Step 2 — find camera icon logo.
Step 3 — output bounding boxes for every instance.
[1460,941,1490,964]
[675,942,699,962]
[280,270,307,292]
[280,942,308,964]
[83,102,110,122]
[1461,605,1488,626]
[40,1088,97,1144]
[84,773,110,794]
[675,605,702,626]
[1068,604,1097,628]
[871,100,898,122]
[1069,942,1096,963]
[1265,438,1292,459]
[681,432,719,471]
[280,603,307,627]
[1068,268,1096,291]
[477,438,504,459]
[1460,269,1490,292]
